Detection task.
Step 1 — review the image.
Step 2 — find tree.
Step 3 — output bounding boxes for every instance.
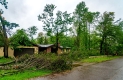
[10,27,37,49]
[38,4,73,53]
[86,12,100,50]
[0,0,19,58]
[37,32,48,44]
[37,32,44,44]
[74,1,98,50]
[74,1,87,50]
[27,26,38,40]
[96,12,116,55]
[59,34,74,48]
[113,21,123,55]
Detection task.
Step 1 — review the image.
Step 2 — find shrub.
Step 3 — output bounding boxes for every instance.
[16,54,72,72]
[87,50,100,56]
[49,57,72,72]
[17,54,30,63]
[16,54,51,70]
[67,51,88,61]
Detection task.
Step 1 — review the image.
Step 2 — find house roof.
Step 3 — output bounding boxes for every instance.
[36,44,70,49]
[37,44,54,48]
[66,47,71,49]
[60,46,63,48]
[62,47,71,49]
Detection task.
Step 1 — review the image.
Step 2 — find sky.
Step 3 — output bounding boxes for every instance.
[1,0,123,37]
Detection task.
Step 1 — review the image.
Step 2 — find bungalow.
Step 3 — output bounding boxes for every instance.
[37,44,63,54]
[0,46,38,58]
[14,46,38,57]
[62,47,71,53]
[0,44,71,58]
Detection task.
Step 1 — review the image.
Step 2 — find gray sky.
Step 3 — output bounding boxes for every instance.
[2,0,123,37]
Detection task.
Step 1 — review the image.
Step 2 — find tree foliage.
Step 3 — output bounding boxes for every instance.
[38,4,73,53]
[73,1,99,50]
[0,0,19,58]
[10,26,38,49]
[10,29,32,49]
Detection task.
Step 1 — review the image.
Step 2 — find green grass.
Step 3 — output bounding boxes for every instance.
[82,56,120,63]
[0,69,52,80]
[0,55,120,80]
[0,57,14,63]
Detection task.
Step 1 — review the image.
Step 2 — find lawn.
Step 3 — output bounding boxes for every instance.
[0,69,52,80]
[0,57,14,64]
[0,55,120,80]
[82,56,120,63]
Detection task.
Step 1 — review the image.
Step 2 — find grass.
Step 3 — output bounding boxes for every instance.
[0,55,120,80]
[0,57,14,64]
[82,56,120,63]
[0,69,52,80]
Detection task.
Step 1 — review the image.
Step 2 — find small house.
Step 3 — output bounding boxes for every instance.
[37,44,63,54]
[0,43,71,58]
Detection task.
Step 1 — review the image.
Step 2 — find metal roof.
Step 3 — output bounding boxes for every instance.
[37,44,71,49]
[37,44,54,48]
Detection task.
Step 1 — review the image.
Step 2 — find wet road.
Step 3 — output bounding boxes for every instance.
[31,57,123,80]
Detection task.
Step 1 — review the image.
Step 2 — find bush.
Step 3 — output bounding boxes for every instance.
[67,51,88,61]
[16,54,72,72]
[87,50,100,56]
[49,57,72,72]
[17,54,30,63]
[16,54,51,70]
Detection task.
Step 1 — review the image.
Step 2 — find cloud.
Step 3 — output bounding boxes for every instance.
[1,0,123,38]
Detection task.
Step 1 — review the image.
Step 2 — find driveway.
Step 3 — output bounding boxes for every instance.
[31,57,123,80]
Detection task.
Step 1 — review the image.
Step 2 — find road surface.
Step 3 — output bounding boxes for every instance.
[31,57,123,80]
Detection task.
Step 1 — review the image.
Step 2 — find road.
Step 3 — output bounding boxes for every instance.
[31,57,123,80]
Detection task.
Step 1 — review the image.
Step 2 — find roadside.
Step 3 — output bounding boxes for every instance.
[0,55,120,80]
[30,56,123,80]
[29,56,120,80]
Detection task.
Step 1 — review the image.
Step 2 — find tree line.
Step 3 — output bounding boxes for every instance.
[0,1,123,57]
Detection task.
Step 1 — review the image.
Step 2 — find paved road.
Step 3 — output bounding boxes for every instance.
[31,57,123,80]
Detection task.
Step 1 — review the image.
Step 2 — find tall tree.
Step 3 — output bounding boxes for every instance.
[0,0,19,58]
[27,26,38,40]
[86,12,100,50]
[38,4,73,53]
[74,1,88,50]
[96,12,115,55]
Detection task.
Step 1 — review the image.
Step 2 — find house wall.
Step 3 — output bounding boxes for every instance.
[35,47,38,54]
[17,46,38,54]
[0,46,38,58]
[62,48,71,53]
[57,48,62,54]
[0,47,14,58]
[8,48,14,58]
[68,49,70,52]
[46,47,51,53]
[63,49,66,53]
[0,47,4,57]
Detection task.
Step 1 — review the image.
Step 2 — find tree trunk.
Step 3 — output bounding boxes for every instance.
[76,23,81,50]
[100,34,106,55]
[0,14,9,58]
[56,30,59,54]
[3,25,8,58]
[4,44,8,58]
[100,25,106,55]
[100,39,103,55]
[88,24,91,50]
